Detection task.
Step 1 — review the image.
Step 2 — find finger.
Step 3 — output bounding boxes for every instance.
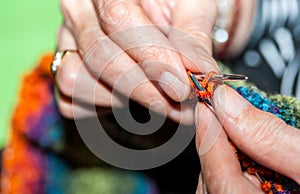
[140,0,174,34]
[55,88,100,119]
[243,172,261,188]
[213,85,300,183]
[60,0,194,124]
[196,103,262,193]
[94,0,190,101]
[56,48,125,108]
[56,89,114,119]
[169,0,219,73]
[56,25,125,107]
[195,172,207,194]
[57,25,77,50]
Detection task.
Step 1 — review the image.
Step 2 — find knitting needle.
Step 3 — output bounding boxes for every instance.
[188,72,213,107]
[194,73,248,82]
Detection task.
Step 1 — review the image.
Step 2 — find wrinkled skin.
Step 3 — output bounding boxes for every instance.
[56,0,300,193]
[56,0,218,125]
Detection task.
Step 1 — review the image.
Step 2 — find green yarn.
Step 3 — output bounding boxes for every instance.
[219,61,300,129]
[269,95,300,129]
[67,168,139,194]
[65,62,300,194]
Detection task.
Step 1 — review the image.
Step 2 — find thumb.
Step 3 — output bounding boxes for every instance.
[169,0,219,73]
[213,85,300,184]
[195,103,262,193]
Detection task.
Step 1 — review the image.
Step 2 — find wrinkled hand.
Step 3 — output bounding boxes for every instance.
[55,0,218,124]
[195,85,300,193]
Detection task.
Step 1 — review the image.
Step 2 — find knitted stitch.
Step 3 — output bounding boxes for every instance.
[1,54,157,194]
[1,54,299,193]
[230,85,300,193]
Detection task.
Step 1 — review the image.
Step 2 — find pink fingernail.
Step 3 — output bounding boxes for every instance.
[159,71,190,101]
[213,85,249,118]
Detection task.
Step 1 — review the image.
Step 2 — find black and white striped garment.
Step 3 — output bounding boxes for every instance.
[228,0,300,99]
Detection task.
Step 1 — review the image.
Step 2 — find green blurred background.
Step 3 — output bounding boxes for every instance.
[0,0,61,147]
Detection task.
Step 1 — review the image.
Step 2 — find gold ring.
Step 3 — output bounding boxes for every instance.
[50,50,77,75]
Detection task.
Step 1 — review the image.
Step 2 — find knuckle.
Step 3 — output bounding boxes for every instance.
[261,115,286,139]
[81,39,123,78]
[99,0,133,31]
[140,46,163,61]
[139,46,179,69]
[78,31,106,56]
[244,112,287,151]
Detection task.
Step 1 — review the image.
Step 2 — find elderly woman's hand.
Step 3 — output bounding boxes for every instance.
[55,0,218,124]
[195,85,300,193]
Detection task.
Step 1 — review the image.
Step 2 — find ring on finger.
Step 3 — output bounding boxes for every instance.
[50,50,77,75]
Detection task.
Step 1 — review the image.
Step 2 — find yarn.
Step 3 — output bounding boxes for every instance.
[230,85,300,193]
[1,54,299,193]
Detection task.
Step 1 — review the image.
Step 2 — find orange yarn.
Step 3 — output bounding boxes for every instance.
[2,54,54,194]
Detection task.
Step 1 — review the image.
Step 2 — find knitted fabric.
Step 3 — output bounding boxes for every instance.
[230,85,300,193]
[1,55,157,194]
[1,54,299,193]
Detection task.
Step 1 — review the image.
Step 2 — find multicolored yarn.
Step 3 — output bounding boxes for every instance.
[229,84,300,193]
[1,55,69,194]
[67,168,157,194]
[1,54,157,194]
[234,85,298,127]
[1,54,299,193]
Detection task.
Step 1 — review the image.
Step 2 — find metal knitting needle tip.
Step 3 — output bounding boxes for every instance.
[189,72,205,91]
[194,74,248,82]
[219,74,248,81]
[255,172,265,184]
[189,72,213,107]
[201,98,213,107]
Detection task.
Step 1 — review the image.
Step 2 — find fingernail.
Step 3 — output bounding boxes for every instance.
[195,47,220,72]
[159,71,190,101]
[213,85,249,118]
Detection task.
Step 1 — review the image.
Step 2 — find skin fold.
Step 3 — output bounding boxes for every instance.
[56,0,300,192]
